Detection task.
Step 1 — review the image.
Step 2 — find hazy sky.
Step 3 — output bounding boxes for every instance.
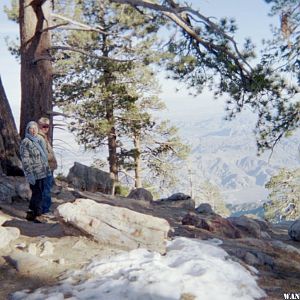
[0,0,277,127]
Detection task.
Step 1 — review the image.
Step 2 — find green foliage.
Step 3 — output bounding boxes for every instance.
[4,1,20,61]
[140,121,190,192]
[114,184,130,196]
[264,168,300,222]
[257,0,300,152]
[4,0,19,23]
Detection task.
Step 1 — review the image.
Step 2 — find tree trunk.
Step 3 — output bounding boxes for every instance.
[107,114,118,195]
[134,133,142,188]
[0,77,23,176]
[19,0,53,139]
[100,2,118,195]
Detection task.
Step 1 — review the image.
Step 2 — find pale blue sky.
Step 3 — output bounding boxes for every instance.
[0,0,277,127]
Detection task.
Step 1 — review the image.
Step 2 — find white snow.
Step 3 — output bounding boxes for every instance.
[12,237,266,300]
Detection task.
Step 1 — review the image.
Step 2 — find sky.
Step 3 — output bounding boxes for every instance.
[0,0,278,125]
[12,237,266,300]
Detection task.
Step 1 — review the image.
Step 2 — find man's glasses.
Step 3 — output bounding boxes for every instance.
[42,125,49,129]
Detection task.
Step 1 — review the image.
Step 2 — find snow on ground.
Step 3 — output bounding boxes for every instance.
[12,237,266,300]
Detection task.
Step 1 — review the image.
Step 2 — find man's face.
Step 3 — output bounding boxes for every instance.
[40,123,49,133]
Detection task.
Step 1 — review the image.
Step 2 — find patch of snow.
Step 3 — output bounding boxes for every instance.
[12,237,265,300]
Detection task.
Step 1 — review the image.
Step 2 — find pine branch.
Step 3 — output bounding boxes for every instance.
[111,0,253,77]
[51,45,135,62]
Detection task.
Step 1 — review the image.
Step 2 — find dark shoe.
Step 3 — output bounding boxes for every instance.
[34,215,47,224]
[26,211,35,221]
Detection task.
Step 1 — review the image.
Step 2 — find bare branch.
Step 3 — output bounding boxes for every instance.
[39,22,69,33]
[51,13,107,34]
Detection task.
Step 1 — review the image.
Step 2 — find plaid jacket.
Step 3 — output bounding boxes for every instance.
[20,137,49,180]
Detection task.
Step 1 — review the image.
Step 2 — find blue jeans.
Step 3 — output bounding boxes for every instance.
[29,178,46,217]
[42,174,53,213]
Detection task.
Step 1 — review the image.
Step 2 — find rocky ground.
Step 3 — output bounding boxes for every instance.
[0,181,299,300]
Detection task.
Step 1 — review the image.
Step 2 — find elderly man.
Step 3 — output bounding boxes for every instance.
[37,117,58,215]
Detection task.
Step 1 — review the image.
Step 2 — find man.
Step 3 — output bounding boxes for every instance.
[37,117,58,215]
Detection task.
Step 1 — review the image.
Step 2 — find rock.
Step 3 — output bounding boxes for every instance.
[182,212,241,239]
[227,216,261,238]
[0,210,12,225]
[67,162,113,193]
[167,193,191,201]
[272,240,300,255]
[155,198,195,210]
[56,198,170,254]
[15,182,31,200]
[56,189,76,201]
[5,250,49,274]
[15,243,26,249]
[261,231,271,239]
[227,247,274,269]
[127,188,153,202]
[244,252,260,265]
[0,226,20,249]
[195,203,215,214]
[288,219,300,241]
[0,180,14,203]
[155,193,194,210]
[182,213,210,230]
[250,250,275,269]
[0,176,31,203]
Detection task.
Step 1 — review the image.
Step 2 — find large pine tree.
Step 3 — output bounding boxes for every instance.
[52,0,166,192]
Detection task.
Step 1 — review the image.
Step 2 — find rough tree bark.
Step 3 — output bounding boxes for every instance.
[19,0,53,139]
[0,77,23,176]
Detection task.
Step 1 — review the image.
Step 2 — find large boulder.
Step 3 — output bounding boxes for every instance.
[288,219,300,241]
[227,216,262,239]
[127,188,153,202]
[182,212,241,239]
[156,193,195,210]
[0,175,31,203]
[67,162,113,193]
[55,198,170,254]
[195,203,215,214]
[0,226,20,249]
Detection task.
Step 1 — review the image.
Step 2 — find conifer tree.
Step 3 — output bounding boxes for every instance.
[52,0,187,192]
[264,168,300,222]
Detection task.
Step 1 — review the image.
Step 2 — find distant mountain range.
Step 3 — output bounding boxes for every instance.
[175,112,300,205]
[54,112,300,207]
